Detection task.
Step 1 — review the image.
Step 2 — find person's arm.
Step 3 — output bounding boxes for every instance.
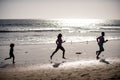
[62,40,66,43]
[102,37,108,43]
[56,39,58,45]
[96,37,99,42]
[104,39,108,43]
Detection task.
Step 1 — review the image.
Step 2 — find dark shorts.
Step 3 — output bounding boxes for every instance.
[55,45,65,52]
[9,53,14,58]
[99,44,104,51]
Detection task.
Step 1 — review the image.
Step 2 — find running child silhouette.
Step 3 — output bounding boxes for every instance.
[5,43,15,64]
[96,32,108,60]
[50,33,66,60]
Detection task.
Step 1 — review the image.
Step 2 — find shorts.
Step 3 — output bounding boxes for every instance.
[9,53,14,58]
[99,44,104,51]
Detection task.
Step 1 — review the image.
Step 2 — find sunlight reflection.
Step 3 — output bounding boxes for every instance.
[61,60,99,68]
[52,19,103,27]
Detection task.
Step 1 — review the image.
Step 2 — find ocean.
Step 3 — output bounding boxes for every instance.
[0,19,120,46]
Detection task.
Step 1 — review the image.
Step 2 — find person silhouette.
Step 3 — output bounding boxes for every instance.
[50,33,66,60]
[5,43,15,64]
[96,32,108,60]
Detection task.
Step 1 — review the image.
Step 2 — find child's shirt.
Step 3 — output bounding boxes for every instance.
[10,47,14,55]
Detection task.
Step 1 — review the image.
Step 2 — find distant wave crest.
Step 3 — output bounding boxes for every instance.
[0,29,61,33]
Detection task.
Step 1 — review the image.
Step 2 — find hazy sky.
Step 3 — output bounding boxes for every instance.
[0,0,120,19]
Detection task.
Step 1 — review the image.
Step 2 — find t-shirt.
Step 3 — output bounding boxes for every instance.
[97,36,104,45]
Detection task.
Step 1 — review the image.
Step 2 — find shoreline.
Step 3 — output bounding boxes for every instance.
[0,38,120,46]
[0,39,120,65]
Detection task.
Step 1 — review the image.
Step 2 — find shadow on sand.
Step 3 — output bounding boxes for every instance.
[53,63,61,68]
[0,64,9,68]
[50,61,66,68]
[0,62,16,68]
[99,59,110,64]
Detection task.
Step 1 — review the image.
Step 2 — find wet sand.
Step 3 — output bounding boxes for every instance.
[0,40,120,80]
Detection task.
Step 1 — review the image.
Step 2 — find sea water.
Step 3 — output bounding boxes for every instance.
[0,19,120,46]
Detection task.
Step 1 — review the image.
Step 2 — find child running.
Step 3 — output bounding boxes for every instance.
[50,33,66,60]
[5,43,15,64]
[96,32,108,60]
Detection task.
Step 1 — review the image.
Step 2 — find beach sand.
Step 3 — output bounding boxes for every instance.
[0,40,120,80]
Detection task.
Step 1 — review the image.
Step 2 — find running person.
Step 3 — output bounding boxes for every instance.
[50,33,66,60]
[96,32,108,60]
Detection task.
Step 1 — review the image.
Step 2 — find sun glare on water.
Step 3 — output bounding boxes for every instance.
[53,19,102,27]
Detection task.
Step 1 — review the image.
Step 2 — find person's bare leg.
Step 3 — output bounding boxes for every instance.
[50,47,59,60]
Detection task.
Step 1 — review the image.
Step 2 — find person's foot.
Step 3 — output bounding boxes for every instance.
[4,58,7,60]
[50,56,52,60]
[13,62,15,64]
[96,56,100,60]
[62,57,66,59]
[96,51,98,55]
